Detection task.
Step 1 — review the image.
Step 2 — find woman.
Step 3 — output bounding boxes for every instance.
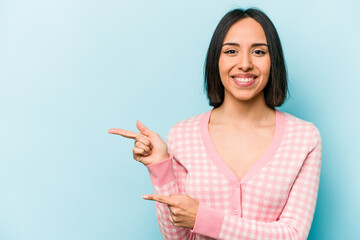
[108,8,321,240]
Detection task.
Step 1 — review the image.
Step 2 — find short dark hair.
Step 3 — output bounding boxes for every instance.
[204,8,287,108]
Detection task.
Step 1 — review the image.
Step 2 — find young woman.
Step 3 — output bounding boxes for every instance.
[109,8,321,240]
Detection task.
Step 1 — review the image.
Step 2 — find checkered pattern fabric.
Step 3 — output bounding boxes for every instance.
[147,109,321,240]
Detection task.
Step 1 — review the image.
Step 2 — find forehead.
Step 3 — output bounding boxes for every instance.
[223,18,267,44]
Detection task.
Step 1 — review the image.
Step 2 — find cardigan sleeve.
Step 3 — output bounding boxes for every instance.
[192,124,322,240]
[146,126,192,240]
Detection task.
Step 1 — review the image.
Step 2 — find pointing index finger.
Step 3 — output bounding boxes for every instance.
[108,128,138,139]
[142,194,176,205]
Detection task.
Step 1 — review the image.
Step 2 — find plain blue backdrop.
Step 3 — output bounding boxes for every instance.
[1,0,359,239]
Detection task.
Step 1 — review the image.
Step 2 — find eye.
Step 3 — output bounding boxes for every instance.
[224,49,237,55]
[253,49,267,56]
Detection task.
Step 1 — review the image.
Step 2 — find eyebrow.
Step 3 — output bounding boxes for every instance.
[222,42,268,47]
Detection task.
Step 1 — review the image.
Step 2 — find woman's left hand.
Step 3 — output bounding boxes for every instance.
[143,194,199,229]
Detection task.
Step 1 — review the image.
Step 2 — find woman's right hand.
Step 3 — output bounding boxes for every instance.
[107,121,169,165]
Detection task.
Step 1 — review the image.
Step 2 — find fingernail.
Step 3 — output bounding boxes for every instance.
[142,195,149,199]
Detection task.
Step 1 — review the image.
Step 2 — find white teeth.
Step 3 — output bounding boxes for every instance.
[234,77,254,82]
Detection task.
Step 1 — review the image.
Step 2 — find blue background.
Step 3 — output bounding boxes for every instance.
[1,0,359,239]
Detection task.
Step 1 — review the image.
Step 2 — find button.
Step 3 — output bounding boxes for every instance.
[234,210,239,215]
[235,183,240,188]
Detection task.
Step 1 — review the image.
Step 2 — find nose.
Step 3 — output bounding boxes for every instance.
[236,53,253,71]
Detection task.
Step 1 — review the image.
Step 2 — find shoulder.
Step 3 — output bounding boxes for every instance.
[282,111,320,133]
[168,111,208,134]
[280,110,321,150]
[165,111,209,155]
[165,110,209,144]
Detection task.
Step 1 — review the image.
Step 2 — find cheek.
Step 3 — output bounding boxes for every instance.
[218,58,225,75]
[218,57,233,76]
[259,59,271,78]
[266,61,271,76]
[265,57,271,74]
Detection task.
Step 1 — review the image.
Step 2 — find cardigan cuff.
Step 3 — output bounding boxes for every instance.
[146,155,174,186]
[192,203,224,239]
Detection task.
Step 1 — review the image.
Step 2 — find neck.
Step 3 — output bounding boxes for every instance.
[212,93,275,126]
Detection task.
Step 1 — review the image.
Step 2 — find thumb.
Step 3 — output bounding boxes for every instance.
[136,121,153,137]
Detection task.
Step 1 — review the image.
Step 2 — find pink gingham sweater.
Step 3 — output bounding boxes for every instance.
[147,109,322,240]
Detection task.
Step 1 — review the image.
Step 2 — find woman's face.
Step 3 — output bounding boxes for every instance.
[218,17,271,104]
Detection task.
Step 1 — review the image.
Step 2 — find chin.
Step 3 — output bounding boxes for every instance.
[229,91,264,104]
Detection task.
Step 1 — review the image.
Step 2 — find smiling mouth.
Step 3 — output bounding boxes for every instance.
[233,77,256,83]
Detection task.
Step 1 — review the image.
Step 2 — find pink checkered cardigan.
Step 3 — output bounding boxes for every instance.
[147,109,322,240]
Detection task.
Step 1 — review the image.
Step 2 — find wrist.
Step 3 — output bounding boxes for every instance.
[146,153,171,166]
[146,154,174,186]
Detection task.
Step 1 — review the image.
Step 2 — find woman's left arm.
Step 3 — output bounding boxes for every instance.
[146,124,322,240]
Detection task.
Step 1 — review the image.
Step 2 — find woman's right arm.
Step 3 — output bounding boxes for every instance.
[147,155,193,239]
[146,125,193,239]
[108,122,192,239]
